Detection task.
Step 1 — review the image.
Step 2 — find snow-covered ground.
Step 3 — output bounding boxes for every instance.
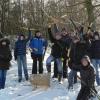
[0,48,99,100]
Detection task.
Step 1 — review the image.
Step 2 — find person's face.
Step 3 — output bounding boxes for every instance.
[36,32,41,37]
[2,42,6,46]
[20,36,24,40]
[81,59,88,67]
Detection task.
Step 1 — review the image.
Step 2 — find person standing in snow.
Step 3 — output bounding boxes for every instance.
[90,32,100,85]
[14,30,31,82]
[68,36,80,89]
[29,31,47,74]
[69,56,97,100]
[68,35,91,89]
[46,24,64,83]
[61,28,72,78]
[0,34,12,89]
[52,28,72,79]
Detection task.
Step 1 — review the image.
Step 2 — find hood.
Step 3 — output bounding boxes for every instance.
[0,38,10,47]
[81,55,91,65]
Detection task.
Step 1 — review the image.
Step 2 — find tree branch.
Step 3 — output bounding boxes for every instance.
[65,1,86,8]
[93,4,100,8]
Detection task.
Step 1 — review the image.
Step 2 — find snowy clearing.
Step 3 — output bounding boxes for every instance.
[0,49,99,100]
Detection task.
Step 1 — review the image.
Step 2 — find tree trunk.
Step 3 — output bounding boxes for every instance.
[85,0,96,30]
[1,0,5,33]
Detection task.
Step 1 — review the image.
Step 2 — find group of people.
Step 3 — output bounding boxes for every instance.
[46,25,100,100]
[14,30,47,82]
[0,24,100,100]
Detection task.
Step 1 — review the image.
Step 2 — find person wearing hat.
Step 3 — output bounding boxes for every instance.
[90,31,100,85]
[0,36,12,89]
[14,30,31,82]
[69,55,97,100]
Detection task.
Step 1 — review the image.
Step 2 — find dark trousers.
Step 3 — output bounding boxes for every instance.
[53,61,58,78]
[77,87,90,100]
[53,58,68,78]
[32,54,43,74]
[63,58,68,78]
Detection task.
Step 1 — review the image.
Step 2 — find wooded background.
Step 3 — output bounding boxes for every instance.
[0,0,100,37]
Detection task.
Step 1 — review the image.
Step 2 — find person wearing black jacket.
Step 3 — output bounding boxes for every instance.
[0,36,12,89]
[46,25,63,82]
[68,37,91,89]
[61,28,72,78]
[90,32,100,85]
[53,28,72,78]
[69,56,97,100]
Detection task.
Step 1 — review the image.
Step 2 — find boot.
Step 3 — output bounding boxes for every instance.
[58,73,62,83]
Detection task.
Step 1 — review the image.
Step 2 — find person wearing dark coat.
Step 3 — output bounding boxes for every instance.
[61,28,72,78]
[0,37,12,89]
[68,37,91,89]
[46,24,63,82]
[14,30,31,82]
[53,28,72,78]
[69,56,97,100]
[90,32,100,85]
[29,31,47,74]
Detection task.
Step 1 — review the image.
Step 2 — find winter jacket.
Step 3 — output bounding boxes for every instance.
[61,35,72,59]
[69,41,91,65]
[90,40,100,59]
[0,38,12,70]
[14,31,31,58]
[70,64,95,88]
[29,37,47,55]
[51,41,63,58]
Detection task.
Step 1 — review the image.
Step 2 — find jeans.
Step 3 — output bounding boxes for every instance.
[17,55,28,81]
[68,70,77,89]
[0,70,7,89]
[46,55,63,74]
[92,59,100,85]
[53,59,68,78]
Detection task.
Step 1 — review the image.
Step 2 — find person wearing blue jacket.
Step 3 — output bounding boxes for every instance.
[29,31,47,74]
[14,30,31,82]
